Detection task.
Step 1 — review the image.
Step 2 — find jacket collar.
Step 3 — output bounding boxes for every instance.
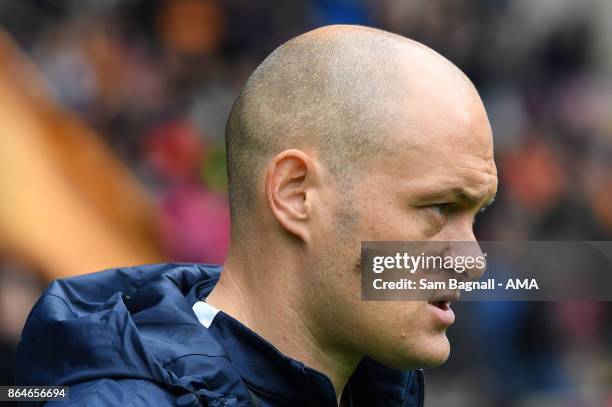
[209,311,339,406]
[194,271,421,407]
[191,277,338,406]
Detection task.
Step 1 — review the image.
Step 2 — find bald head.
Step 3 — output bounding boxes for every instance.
[226,25,481,232]
[214,26,496,380]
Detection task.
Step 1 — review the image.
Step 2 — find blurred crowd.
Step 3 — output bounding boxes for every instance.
[1,0,611,406]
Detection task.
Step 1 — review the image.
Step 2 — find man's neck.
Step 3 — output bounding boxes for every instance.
[205,254,359,403]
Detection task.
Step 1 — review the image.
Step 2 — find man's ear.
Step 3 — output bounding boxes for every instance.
[265,149,317,242]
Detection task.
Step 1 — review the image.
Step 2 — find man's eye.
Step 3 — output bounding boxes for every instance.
[428,203,449,217]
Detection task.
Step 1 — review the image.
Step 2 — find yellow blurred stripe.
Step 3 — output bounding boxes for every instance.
[0,30,166,280]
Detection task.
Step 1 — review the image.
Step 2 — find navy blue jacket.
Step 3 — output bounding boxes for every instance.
[16,264,424,406]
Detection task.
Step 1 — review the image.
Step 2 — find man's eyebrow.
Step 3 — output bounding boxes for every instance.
[450,188,496,211]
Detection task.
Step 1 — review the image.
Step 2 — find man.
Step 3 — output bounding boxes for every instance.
[17,25,497,406]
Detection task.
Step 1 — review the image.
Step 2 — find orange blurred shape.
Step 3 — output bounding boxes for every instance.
[156,0,226,56]
[0,30,166,281]
[592,173,612,232]
[501,139,567,212]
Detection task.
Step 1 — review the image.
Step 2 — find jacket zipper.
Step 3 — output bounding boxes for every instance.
[402,369,425,407]
[418,369,425,407]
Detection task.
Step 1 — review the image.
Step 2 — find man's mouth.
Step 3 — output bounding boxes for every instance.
[426,291,459,326]
[428,290,460,306]
[429,300,451,311]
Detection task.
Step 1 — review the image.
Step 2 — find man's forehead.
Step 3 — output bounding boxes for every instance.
[387,129,495,168]
[371,132,497,200]
[391,59,491,145]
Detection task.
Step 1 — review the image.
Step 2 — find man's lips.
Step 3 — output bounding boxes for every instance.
[427,290,460,326]
[427,289,460,306]
[429,300,451,311]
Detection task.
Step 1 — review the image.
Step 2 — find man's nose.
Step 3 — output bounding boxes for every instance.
[436,218,487,279]
[448,240,487,281]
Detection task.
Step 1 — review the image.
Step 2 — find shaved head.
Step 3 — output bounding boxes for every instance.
[211,24,497,391]
[226,24,480,233]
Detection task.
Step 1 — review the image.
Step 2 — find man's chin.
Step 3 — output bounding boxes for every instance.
[415,350,450,369]
[374,335,451,370]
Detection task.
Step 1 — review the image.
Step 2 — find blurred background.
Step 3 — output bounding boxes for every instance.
[0,0,611,406]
